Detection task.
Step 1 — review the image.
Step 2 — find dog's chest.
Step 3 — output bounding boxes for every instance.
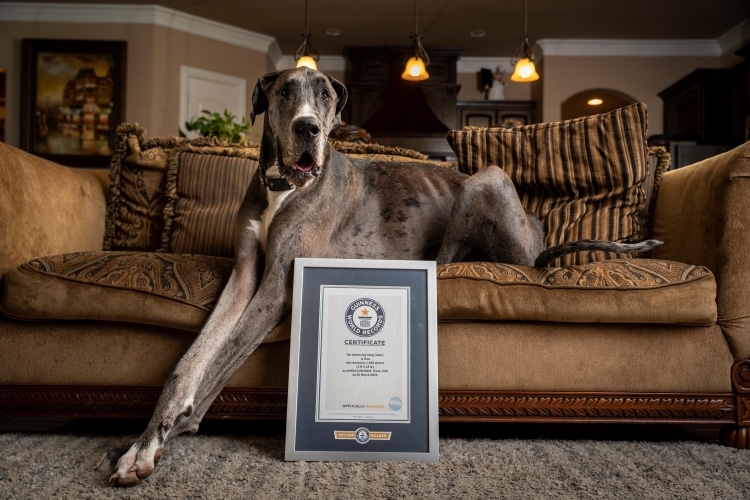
[257,188,294,252]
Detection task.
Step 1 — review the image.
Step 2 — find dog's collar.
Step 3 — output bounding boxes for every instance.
[259,167,294,192]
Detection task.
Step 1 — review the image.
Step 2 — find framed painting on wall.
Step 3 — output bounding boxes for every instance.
[21,39,127,168]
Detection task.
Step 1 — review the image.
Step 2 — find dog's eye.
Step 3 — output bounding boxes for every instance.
[321,90,330,101]
[280,87,291,99]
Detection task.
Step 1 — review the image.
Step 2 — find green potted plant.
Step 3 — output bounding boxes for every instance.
[181,109,252,143]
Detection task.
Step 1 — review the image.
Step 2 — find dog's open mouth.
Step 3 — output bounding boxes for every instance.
[292,152,315,172]
[275,144,322,189]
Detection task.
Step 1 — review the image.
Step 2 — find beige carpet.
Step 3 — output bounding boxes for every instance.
[1,425,750,499]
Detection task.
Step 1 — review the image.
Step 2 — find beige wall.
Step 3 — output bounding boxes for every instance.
[456,72,533,101]
[455,55,724,137]
[0,20,272,146]
[537,55,721,135]
[0,18,734,145]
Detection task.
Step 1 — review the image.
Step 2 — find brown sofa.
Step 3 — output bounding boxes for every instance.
[2,108,750,448]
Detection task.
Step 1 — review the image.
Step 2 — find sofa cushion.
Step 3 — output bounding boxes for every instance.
[446,103,667,265]
[0,251,230,331]
[160,145,260,256]
[0,251,289,344]
[437,259,716,326]
[1,252,715,330]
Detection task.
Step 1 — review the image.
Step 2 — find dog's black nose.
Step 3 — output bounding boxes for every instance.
[293,118,320,139]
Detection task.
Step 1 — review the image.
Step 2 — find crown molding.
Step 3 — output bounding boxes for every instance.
[536,39,721,58]
[275,55,347,73]
[2,3,746,69]
[718,17,750,56]
[456,57,514,74]
[0,2,281,62]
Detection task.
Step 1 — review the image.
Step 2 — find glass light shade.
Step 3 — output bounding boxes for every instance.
[296,55,318,70]
[401,56,429,81]
[510,57,539,82]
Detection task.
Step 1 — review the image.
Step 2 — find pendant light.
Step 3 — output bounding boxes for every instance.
[401,0,430,81]
[511,0,540,82]
[295,0,319,70]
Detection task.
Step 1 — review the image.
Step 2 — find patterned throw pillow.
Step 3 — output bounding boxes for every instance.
[103,123,184,251]
[160,145,260,257]
[446,103,662,265]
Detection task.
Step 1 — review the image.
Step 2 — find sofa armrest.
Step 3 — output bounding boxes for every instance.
[651,141,750,359]
[0,142,107,280]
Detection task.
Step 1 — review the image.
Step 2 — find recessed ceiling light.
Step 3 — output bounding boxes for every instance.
[325,28,342,36]
[470,29,487,38]
[588,98,603,106]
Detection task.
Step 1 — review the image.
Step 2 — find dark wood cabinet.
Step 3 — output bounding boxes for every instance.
[344,46,462,159]
[343,47,540,158]
[456,100,536,129]
[658,69,735,146]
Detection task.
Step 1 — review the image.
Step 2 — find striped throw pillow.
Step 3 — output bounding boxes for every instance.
[161,146,259,257]
[446,103,654,265]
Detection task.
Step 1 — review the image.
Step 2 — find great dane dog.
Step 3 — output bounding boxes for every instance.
[102,68,660,486]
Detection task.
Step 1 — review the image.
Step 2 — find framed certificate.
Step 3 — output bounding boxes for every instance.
[285,258,439,462]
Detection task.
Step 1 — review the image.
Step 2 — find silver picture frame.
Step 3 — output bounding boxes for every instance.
[285,258,439,462]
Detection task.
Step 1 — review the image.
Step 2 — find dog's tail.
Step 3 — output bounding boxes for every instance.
[534,239,663,267]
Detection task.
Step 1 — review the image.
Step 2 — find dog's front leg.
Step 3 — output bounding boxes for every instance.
[179,265,293,423]
[176,230,329,428]
[104,188,272,485]
[103,257,261,486]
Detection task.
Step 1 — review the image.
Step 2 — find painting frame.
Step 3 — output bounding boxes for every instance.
[285,258,439,463]
[21,39,127,168]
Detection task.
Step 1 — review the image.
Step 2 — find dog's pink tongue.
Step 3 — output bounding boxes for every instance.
[293,153,314,172]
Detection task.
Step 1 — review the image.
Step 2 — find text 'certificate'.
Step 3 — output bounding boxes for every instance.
[316,286,410,423]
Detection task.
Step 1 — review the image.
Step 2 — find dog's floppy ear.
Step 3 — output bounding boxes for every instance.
[327,75,348,127]
[250,71,281,125]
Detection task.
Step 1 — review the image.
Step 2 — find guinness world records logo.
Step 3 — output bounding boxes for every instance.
[355,427,370,444]
[345,298,386,337]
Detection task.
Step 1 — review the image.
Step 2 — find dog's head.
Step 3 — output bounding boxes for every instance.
[251,68,348,189]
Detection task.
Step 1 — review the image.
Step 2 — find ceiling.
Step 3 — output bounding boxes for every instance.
[7,0,750,58]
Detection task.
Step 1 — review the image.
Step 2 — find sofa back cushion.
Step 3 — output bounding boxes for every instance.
[105,113,667,265]
[156,141,455,257]
[446,103,667,265]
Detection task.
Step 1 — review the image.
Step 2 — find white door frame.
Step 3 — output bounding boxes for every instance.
[179,65,247,137]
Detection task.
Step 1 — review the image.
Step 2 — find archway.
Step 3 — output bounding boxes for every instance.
[561,89,637,120]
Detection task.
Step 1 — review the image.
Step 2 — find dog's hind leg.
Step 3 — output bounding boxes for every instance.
[436,166,544,266]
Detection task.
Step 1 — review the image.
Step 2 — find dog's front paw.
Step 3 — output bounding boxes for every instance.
[97,441,163,487]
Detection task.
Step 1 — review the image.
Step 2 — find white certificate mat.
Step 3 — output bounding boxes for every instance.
[317,286,410,422]
[286,258,439,462]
